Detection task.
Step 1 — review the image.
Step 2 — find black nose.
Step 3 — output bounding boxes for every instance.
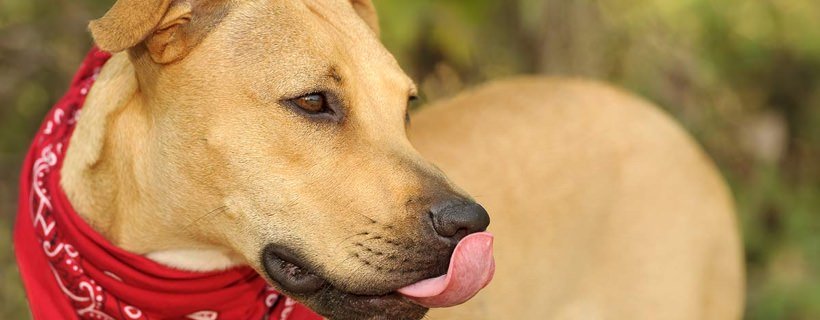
[429,200,490,240]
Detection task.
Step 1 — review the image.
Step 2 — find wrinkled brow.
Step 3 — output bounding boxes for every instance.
[327,66,343,84]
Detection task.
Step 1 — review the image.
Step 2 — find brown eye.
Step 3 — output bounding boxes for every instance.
[293,94,328,113]
[405,96,418,125]
[283,92,343,122]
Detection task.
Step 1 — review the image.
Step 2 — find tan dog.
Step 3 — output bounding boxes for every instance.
[60,0,743,319]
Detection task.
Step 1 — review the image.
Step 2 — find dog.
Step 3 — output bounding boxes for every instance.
[14,0,743,319]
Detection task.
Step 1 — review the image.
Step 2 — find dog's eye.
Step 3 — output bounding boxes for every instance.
[405,95,420,125]
[408,94,420,109]
[293,94,329,114]
[405,97,415,125]
[283,92,343,122]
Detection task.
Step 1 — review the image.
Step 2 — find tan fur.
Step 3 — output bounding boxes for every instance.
[413,78,744,319]
[349,0,379,35]
[62,0,743,319]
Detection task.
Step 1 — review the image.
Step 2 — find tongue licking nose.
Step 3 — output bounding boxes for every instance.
[397,232,495,308]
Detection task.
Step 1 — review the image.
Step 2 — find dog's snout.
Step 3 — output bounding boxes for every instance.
[429,200,490,240]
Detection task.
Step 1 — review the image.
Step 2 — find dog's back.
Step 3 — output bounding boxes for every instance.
[410,77,744,319]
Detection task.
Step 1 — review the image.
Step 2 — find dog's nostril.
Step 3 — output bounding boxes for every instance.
[429,200,490,240]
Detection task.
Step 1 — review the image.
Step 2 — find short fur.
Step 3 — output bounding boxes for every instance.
[60,0,743,319]
[414,79,743,319]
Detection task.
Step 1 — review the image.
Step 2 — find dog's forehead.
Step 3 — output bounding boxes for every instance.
[214,2,402,72]
[199,0,413,105]
[227,0,393,60]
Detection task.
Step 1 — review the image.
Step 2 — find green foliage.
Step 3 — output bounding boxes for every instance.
[1,0,818,319]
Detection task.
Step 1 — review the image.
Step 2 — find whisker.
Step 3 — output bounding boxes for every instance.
[183,205,228,231]
[332,231,370,252]
[355,212,380,224]
[324,254,357,281]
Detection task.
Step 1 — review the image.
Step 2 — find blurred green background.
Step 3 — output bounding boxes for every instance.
[1,0,819,319]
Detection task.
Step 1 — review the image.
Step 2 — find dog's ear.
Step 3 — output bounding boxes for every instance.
[350,0,380,36]
[90,0,225,64]
[89,0,174,53]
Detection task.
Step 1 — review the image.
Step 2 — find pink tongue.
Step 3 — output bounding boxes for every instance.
[397,232,495,308]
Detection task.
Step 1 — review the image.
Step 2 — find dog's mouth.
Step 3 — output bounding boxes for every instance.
[262,245,327,294]
[262,244,425,319]
[261,232,495,320]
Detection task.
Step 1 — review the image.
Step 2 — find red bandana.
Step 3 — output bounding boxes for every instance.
[13,48,323,320]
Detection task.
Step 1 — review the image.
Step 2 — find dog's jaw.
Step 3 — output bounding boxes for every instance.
[147,249,244,272]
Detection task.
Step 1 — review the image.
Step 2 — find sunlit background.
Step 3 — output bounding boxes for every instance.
[2,0,819,319]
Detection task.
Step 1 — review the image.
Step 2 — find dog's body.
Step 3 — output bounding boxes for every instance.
[42,0,743,319]
[411,78,744,319]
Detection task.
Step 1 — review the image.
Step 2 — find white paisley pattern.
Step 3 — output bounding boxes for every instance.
[31,69,138,320]
[29,71,127,320]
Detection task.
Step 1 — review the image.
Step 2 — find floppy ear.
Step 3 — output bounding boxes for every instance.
[350,0,380,36]
[89,0,223,64]
[89,0,174,53]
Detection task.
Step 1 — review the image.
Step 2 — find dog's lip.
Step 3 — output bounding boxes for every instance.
[262,244,426,295]
[262,244,326,294]
[260,244,431,317]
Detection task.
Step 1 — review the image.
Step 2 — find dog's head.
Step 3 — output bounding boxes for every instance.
[88,0,489,318]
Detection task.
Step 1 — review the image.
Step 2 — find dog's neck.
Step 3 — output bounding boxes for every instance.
[60,52,241,271]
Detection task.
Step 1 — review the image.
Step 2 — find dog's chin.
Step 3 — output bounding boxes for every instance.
[261,244,429,320]
[309,286,428,320]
